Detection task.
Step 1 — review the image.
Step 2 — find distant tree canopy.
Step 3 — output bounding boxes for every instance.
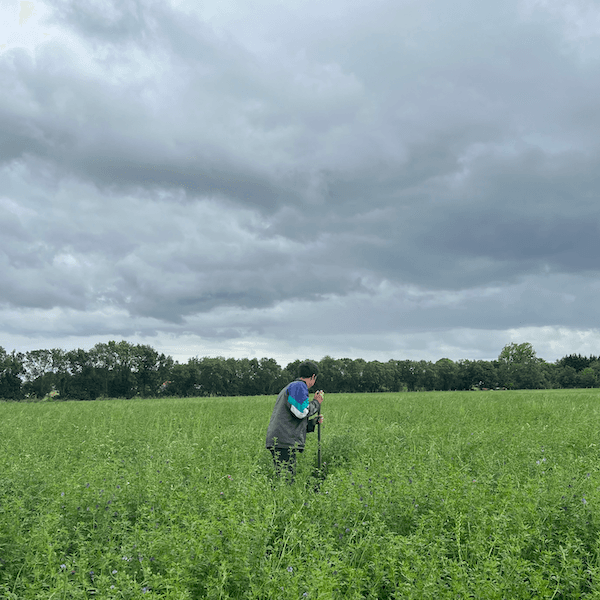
[0,341,599,400]
[498,342,538,365]
[497,342,546,390]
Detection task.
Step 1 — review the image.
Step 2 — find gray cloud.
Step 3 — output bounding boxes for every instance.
[1,0,600,363]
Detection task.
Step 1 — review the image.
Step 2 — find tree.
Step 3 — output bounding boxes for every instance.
[196,357,235,396]
[379,361,397,391]
[233,357,279,396]
[88,341,139,398]
[362,360,385,393]
[256,358,281,395]
[109,341,137,398]
[49,349,70,398]
[435,358,457,391]
[90,342,116,397]
[318,356,344,393]
[235,358,258,396]
[169,361,201,397]
[557,365,577,389]
[557,354,593,373]
[345,358,367,392]
[413,360,436,391]
[23,349,55,398]
[577,367,597,388]
[0,347,24,400]
[455,360,497,390]
[394,360,418,391]
[132,344,173,398]
[284,360,304,382]
[591,360,600,382]
[539,361,558,389]
[498,342,538,365]
[497,342,545,389]
[273,364,295,394]
[65,348,102,400]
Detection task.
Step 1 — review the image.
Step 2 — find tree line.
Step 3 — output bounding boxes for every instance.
[0,341,599,401]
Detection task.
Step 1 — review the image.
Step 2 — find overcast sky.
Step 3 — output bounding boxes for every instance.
[1,0,600,366]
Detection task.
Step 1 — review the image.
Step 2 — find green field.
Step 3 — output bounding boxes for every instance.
[2,390,600,599]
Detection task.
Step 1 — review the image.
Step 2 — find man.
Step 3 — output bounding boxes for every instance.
[266,360,324,481]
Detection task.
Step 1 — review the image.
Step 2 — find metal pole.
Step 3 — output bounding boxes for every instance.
[317,403,322,471]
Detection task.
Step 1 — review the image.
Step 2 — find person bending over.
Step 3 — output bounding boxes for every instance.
[266,360,324,482]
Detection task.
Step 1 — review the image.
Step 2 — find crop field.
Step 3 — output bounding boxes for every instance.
[2,390,600,599]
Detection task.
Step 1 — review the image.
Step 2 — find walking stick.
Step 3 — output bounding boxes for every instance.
[317,390,323,471]
[311,392,325,491]
[317,404,322,471]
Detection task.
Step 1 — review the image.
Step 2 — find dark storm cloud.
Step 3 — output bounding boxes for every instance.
[2,0,600,362]
[419,148,600,282]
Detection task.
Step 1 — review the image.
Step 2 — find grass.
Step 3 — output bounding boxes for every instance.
[1,389,600,598]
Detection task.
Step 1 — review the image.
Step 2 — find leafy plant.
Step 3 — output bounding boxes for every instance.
[1,390,600,597]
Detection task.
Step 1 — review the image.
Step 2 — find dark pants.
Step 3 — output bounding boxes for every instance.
[269,447,303,482]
